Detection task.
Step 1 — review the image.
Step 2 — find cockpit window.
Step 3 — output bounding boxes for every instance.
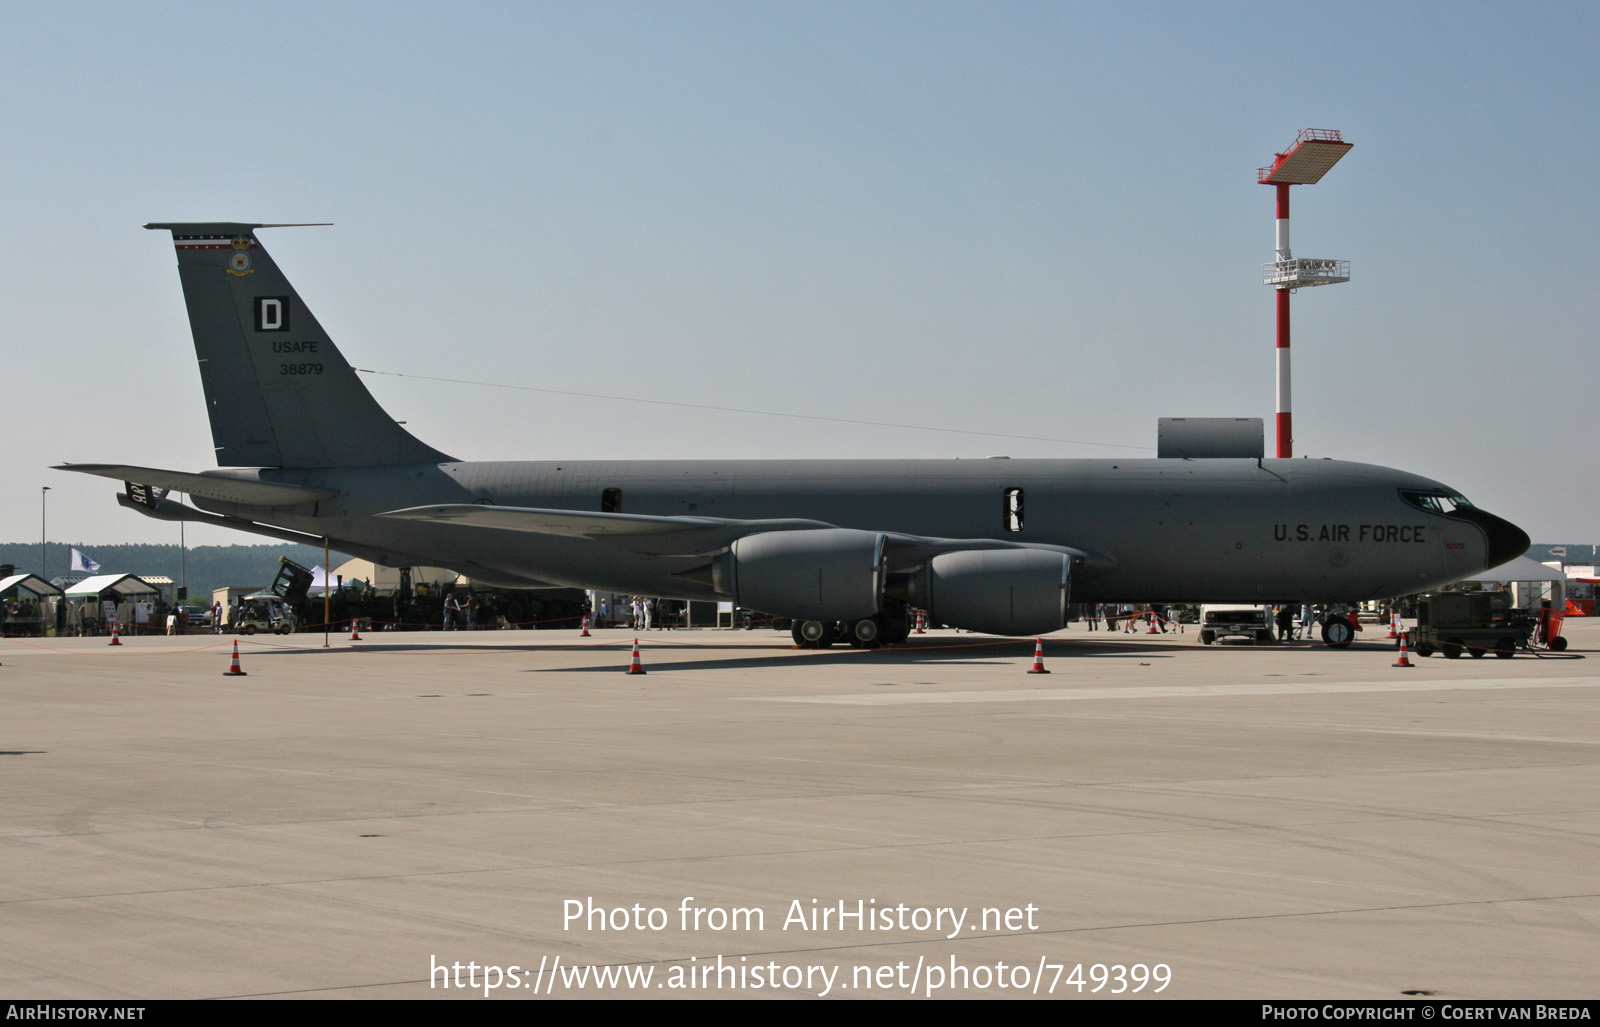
[1400,490,1476,515]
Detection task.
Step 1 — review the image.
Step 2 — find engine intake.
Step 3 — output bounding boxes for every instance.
[911,549,1071,636]
[712,529,885,621]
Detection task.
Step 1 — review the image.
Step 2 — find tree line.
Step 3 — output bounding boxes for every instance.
[0,542,349,602]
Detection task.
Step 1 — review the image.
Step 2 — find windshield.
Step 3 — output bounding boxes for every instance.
[1399,489,1477,515]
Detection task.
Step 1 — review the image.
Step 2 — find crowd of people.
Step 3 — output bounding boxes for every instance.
[1081,603,1183,633]
[592,596,690,631]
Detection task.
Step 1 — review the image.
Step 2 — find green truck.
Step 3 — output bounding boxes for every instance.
[1406,592,1535,659]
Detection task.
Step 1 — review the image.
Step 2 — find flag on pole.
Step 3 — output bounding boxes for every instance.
[70,548,101,574]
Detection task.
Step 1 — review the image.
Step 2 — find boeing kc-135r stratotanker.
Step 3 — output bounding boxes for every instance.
[57,224,1528,648]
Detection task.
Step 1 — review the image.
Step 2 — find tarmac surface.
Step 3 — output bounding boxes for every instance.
[2,618,1596,1000]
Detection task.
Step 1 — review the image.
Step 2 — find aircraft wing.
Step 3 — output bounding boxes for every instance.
[54,463,338,506]
[379,504,839,557]
[379,503,1111,570]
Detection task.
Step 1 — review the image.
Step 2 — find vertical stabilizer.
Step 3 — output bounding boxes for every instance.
[145,222,452,468]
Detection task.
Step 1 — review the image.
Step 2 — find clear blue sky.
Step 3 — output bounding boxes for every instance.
[4,1,1595,550]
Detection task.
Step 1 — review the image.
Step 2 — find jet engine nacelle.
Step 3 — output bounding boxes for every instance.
[712,528,885,621]
[911,549,1071,636]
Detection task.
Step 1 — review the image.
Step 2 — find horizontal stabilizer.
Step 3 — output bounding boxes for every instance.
[55,463,337,507]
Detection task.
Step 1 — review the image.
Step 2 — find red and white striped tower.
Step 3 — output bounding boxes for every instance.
[1259,129,1353,458]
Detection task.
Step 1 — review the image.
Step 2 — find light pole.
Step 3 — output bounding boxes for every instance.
[41,486,51,579]
[1258,129,1352,458]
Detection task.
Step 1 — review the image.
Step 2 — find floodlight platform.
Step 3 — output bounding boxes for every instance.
[1262,257,1350,289]
[1258,129,1353,185]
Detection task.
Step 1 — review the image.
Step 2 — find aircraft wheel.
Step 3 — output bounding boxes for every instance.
[791,623,808,647]
[1442,638,1464,659]
[797,620,833,649]
[1468,646,1485,658]
[849,616,883,649]
[1414,642,1435,658]
[1321,618,1353,648]
[880,614,910,646]
[1495,637,1516,659]
[1550,636,1568,652]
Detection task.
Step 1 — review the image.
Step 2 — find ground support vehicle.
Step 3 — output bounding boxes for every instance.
[233,594,296,635]
[1405,591,1535,659]
[1197,604,1274,645]
[1535,606,1569,651]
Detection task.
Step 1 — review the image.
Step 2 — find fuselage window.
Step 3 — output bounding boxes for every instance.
[1005,487,1024,532]
[602,488,622,513]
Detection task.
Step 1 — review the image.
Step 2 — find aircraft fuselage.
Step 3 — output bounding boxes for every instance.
[194,455,1520,605]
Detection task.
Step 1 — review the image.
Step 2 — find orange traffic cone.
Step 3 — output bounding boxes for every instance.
[580,615,591,637]
[1388,612,1398,639]
[624,638,646,675]
[1147,613,1158,634]
[108,623,122,646]
[224,640,247,676]
[1393,635,1414,668]
[1026,638,1050,674]
[914,611,925,634]
[349,620,362,641]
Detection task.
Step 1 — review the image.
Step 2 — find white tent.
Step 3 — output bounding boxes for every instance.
[0,573,62,600]
[64,574,161,598]
[1,574,63,637]
[329,558,462,592]
[1460,556,1566,584]
[1458,555,1565,612]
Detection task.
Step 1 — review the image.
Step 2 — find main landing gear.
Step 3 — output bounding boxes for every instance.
[1320,617,1355,648]
[792,607,911,649]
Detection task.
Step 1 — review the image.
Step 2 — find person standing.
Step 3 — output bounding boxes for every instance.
[443,592,461,630]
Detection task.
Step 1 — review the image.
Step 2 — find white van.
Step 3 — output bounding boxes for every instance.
[1197,604,1274,645]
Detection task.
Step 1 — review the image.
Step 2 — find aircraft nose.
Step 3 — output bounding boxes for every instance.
[1462,508,1531,569]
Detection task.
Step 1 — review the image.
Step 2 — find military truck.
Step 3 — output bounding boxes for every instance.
[1406,591,1531,659]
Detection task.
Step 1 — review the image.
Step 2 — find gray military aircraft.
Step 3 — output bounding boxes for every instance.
[57,223,1528,648]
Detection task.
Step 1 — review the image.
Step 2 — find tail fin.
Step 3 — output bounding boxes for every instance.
[145,222,452,468]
